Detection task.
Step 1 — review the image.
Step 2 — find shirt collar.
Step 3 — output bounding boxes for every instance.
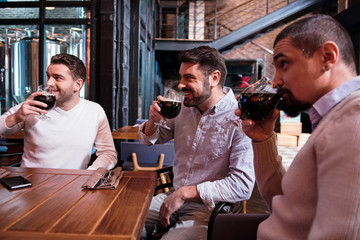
[213,87,236,113]
[309,76,360,129]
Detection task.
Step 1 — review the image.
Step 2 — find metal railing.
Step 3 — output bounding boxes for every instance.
[157,0,294,40]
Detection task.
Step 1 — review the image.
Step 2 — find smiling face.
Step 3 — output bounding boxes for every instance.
[45,63,83,110]
[177,62,212,109]
[272,37,324,117]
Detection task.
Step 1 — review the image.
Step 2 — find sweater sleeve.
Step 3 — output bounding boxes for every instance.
[252,132,285,210]
[0,104,24,138]
[88,111,117,170]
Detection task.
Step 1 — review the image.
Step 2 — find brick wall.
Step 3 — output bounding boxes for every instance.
[215,0,296,38]
[223,24,284,80]
[213,0,301,80]
[223,14,310,80]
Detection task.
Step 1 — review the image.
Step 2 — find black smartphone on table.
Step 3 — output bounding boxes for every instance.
[0,176,32,190]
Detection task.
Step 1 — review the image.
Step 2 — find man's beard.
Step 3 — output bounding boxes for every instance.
[277,87,311,117]
[182,80,212,108]
[183,91,211,107]
[54,90,73,106]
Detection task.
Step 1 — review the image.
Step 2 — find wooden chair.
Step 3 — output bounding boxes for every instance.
[0,140,23,167]
[120,142,175,193]
[120,142,175,170]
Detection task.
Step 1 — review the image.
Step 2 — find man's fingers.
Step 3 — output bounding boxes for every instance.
[159,204,170,227]
[160,217,169,227]
[31,99,48,109]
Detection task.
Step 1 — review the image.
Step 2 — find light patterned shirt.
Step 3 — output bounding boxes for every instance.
[139,87,255,209]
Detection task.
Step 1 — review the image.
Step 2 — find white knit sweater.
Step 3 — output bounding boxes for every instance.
[0,99,117,170]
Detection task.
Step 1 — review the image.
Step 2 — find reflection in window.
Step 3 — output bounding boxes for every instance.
[0,0,93,114]
[45,7,89,19]
[0,26,39,112]
[140,0,147,22]
[0,8,39,19]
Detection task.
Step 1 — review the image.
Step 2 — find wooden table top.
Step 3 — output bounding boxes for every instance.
[0,167,156,240]
[112,125,140,140]
[4,131,24,140]
[6,126,140,140]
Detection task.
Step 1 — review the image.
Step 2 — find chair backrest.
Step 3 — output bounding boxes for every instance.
[0,140,24,167]
[120,142,175,170]
[135,119,148,125]
[210,213,269,240]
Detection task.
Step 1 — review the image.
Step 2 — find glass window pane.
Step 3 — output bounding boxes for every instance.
[0,25,39,114]
[148,0,152,35]
[140,0,147,22]
[0,8,39,19]
[45,7,89,19]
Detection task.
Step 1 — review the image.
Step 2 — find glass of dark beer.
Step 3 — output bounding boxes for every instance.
[34,85,56,119]
[156,89,182,130]
[238,77,281,120]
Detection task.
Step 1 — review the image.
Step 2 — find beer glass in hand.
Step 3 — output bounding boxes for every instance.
[34,85,56,119]
[155,89,182,130]
[238,77,282,121]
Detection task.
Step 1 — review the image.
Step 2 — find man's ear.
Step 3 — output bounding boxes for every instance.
[321,41,339,70]
[74,79,84,92]
[210,70,221,88]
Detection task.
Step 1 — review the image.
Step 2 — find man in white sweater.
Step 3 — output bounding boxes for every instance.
[236,14,360,239]
[0,53,117,170]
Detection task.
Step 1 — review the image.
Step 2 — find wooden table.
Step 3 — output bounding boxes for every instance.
[4,131,24,140]
[0,167,156,240]
[112,125,140,140]
[5,126,140,140]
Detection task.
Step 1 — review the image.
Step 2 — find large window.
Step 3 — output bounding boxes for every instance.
[0,0,94,114]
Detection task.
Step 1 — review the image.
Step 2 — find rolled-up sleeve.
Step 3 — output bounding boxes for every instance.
[0,104,24,138]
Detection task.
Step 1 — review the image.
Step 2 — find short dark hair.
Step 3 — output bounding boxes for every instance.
[178,46,227,86]
[274,14,356,73]
[50,53,87,82]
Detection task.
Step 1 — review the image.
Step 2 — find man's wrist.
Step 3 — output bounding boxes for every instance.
[142,120,158,136]
[5,114,23,128]
[177,185,200,201]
